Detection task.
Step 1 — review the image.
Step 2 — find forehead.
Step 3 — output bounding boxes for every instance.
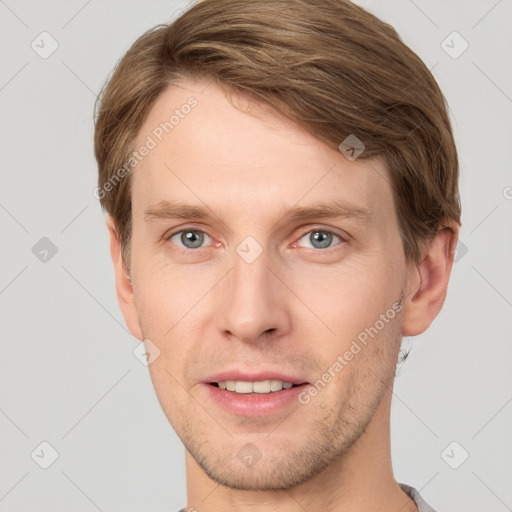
[131,79,394,224]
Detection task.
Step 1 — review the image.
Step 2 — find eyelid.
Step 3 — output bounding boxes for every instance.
[164,222,211,237]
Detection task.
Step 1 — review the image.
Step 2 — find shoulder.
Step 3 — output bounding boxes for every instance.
[399,482,439,512]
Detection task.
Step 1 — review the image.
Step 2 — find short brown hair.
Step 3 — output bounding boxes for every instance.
[94,0,461,269]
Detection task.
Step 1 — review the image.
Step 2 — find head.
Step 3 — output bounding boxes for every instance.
[94,0,460,492]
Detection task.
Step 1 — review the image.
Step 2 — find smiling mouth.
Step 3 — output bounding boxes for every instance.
[204,379,310,417]
[209,380,305,394]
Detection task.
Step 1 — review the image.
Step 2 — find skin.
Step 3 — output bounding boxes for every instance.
[106,78,458,512]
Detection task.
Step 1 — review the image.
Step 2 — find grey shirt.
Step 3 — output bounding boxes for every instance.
[177,483,437,511]
[399,483,438,511]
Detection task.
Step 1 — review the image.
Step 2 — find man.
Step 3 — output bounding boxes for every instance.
[94,0,461,510]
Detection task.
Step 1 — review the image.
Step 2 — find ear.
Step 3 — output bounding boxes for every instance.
[401,222,459,336]
[105,215,144,340]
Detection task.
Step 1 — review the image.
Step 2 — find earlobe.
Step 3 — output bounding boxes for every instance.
[401,223,459,337]
[105,215,144,340]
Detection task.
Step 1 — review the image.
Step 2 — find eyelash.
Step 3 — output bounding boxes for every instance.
[165,226,347,252]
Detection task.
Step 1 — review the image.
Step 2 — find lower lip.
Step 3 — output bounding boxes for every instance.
[201,383,310,417]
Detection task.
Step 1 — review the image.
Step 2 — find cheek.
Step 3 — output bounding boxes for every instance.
[131,251,217,337]
[292,257,402,343]
[293,257,404,404]
[131,259,218,387]
[145,360,192,435]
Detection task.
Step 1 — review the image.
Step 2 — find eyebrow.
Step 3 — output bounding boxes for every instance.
[143,199,374,226]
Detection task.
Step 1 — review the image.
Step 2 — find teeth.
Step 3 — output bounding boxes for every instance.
[217,380,295,394]
[235,381,253,393]
[253,381,271,393]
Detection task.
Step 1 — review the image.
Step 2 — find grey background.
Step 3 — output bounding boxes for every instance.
[1,0,511,511]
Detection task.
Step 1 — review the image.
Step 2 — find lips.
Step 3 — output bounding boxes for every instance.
[200,371,311,417]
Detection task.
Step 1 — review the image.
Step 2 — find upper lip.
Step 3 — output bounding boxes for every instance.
[203,371,309,385]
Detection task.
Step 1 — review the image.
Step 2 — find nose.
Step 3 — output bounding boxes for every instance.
[217,249,291,344]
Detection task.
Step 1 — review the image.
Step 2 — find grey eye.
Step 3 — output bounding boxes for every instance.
[170,230,210,249]
[299,230,341,249]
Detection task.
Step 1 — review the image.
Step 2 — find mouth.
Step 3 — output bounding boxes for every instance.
[208,380,305,394]
[201,377,311,417]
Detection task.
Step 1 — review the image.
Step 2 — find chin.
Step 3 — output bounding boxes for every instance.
[186,432,348,491]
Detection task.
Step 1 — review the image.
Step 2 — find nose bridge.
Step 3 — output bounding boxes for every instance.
[217,242,289,342]
[232,248,270,302]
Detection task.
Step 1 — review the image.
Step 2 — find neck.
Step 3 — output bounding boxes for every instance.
[183,388,417,512]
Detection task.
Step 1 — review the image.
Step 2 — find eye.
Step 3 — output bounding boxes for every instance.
[168,229,212,249]
[297,229,344,250]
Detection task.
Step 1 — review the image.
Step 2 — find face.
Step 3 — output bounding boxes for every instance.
[113,78,420,490]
